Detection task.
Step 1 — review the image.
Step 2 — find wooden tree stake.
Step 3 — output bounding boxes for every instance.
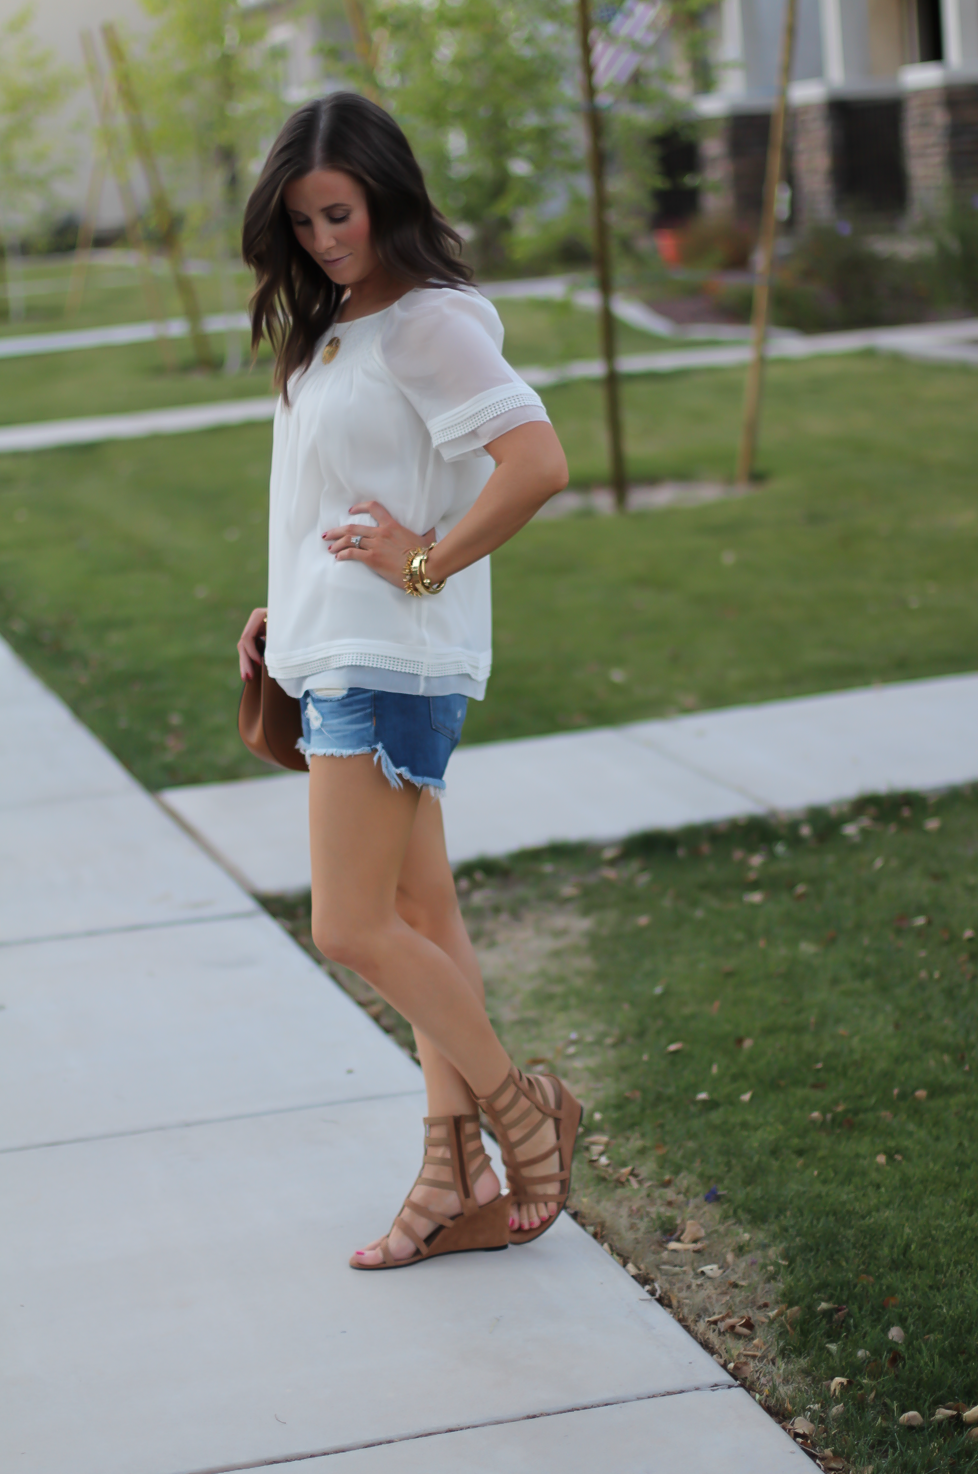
[102,22,215,370]
[735,0,797,488]
[577,0,628,512]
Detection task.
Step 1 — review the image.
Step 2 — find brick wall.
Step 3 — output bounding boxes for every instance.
[699,113,771,221]
[904,83,978,217]
[791,101,837,223]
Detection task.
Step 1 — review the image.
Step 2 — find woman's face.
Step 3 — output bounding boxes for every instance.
[283,168,378,286]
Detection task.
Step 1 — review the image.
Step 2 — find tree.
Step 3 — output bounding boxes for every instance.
[0,4,77,317]
[133,0,292,364]
[344,0,581,276]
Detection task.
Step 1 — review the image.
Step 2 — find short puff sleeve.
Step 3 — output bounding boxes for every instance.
[377,287,549,462]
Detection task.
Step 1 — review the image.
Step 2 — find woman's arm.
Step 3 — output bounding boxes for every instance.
[323,421,568,588]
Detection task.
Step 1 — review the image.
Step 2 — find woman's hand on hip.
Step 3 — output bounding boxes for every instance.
[237,607,267,680]
[323,502,435,590]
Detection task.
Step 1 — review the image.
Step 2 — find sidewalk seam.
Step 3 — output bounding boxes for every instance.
[0,1088,427,1156]
[0,907,259,950]
[171,1382,740,1474]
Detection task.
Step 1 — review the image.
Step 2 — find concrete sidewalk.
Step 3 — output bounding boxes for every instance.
[160,671,978,896]
[0,634,808,1473]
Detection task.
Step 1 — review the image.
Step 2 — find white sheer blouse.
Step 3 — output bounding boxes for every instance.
[264,286,548,701]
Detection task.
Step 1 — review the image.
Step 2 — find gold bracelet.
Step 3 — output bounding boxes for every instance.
[402,545,447,597]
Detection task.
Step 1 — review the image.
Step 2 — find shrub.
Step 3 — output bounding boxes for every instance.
[932,194,978,312]
[678,214,752,270]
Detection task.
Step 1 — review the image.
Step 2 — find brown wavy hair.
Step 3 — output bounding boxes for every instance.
[242,93,470,400]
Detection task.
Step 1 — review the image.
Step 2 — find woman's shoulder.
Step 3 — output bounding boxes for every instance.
[382,284,503,350]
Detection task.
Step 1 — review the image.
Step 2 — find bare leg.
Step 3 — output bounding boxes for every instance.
[308,759,559,1258]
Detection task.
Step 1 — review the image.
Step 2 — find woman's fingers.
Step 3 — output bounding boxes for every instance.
[349,499,392,525]
[237,606,267,680]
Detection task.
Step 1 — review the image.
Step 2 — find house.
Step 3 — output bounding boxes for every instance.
[692,0,978,224]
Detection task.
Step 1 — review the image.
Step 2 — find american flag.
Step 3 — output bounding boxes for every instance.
[590,0,664,91]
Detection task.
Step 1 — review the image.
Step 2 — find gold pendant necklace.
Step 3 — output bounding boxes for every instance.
[322,336,341,364]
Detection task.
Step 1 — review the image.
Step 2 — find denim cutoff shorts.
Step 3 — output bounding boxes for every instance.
[299,688,468,793]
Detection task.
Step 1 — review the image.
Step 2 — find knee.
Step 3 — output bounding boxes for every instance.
[311,911,369,972]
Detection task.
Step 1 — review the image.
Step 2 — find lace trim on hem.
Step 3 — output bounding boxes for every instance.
[267,647,492,680]
[428,388,542,446]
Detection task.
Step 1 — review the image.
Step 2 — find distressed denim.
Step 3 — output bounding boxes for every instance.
[299,687,467,794]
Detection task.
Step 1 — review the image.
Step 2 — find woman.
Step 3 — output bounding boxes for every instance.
[237,92,580,1270]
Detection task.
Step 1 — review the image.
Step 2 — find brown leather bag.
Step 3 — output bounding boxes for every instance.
[237,638,307,772]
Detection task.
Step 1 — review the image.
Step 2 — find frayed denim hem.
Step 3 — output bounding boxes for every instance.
[297,738,446,797]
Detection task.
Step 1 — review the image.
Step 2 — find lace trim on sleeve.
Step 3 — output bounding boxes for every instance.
[428,385,543,447]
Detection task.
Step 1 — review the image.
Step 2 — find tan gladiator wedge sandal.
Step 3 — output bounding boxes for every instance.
[477,1066,582,1246]
[349,1112,509,1270]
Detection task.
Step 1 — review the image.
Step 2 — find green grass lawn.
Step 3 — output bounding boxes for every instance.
[268,788,978,1474]
[1,353,975,789]
[0,258,252,337]
[0,291,659,426]
[466,789,978,1474]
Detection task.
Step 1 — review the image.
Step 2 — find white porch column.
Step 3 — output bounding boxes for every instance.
[941,0,978,66]
[718,0,747,93]
[819,0,846,82]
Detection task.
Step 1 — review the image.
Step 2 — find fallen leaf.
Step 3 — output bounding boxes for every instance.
[898,1411,923,1427]
[834,1306,849,1323]
[810,1111,824,1123]
[665,1241,703,1252]
[931,1408,959,1422]
[923,817,941,831]
[911,915,930,927]
[858,1274,875,1284]
[695,1091,710,1101]
[963,1405,978,1426]
[624,1261,640,1277]
[913,1089,927,1101]
[616,1166,634,1183]
[876,1153,887,1165]
[786,1306,801,1323]
[624,1089,641,1100]
[888,1326,905,1343]
[681,1219,706,1243]
[886,1349,902,1371]
[817,1301,838,1312]
[635,915,650,927]
[653,1142,668,1155]
[967,1428,978,1442]
[822,1458,847,1471]
[793,883,808,899]
[882,1295,899,1309]
[789,1416,815,1437]
[743,890,766,904]
[739,1091,753,1103]
[730,1360,750,1379]
[711,999,721,1013]
[734,1036,754,1050]
[698,1264,723,1278]
[585,1135,610,1146]
[665,1041,683,1053]
[830,1377,851,1396]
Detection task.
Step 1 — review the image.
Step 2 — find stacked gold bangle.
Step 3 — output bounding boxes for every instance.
[402,546,447,598]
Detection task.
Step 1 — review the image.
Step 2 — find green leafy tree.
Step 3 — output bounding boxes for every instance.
[338,0,581,276]
[137,0,291,251]
[0,4,77,316]
[133,0,292,364]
